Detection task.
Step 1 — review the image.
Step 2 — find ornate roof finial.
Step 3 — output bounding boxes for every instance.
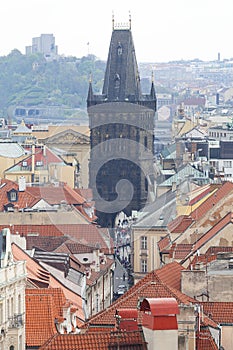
[112,11,115,31]
[89,72,92,83]
[151,70,154,83]
[129,11,131,30]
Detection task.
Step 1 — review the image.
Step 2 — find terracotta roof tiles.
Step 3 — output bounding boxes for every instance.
[12,243,85,322]
[186,212,233,261]
[157,234,171,252]
[190,182,233,221]
[26,235,69,251]
[26,289,61,347]
[6,224,113,253]
[86,262,193,327]
[156,261,185,291]
[198,328,218,350]
[0,178,37,211]
[40,330,147,349]
[170,243,193,260]
[168,215,193,234]
[200,302,233,324]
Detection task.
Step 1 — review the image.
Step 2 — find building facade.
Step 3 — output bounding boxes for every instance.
[0,228,26,350]
[26,34,58,60]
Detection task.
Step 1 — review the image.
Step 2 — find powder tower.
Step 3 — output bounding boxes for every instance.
[87,15,157,227]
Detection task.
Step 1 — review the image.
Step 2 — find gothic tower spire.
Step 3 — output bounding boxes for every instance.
[87,17,156,227]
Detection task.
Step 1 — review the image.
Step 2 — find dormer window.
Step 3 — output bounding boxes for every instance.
[7,189,18,202]
[36,161,43,167]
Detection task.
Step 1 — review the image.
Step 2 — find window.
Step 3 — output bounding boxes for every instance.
[7,190,17,202]
[11,192,16,201]
[140,236,147,250]
[36,161,43,167]
[141,259,147,273]
[223,161,232,168]
[18,294,21,314]
[117,44,122,56]
[0,303,3,324]
[34,176,40,183]
[11,297,13,317]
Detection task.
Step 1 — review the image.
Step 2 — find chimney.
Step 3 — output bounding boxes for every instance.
[172,181,177,192]
[140,298,179,350]
[115,309,139,331]
[43,145,46,157]
[93,244,101,272]
[18,176,26,192]
[31,144,35,175]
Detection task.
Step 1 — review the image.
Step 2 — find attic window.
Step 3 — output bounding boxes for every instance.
[7,189,18,202]
[83,257,88,262]
[22,161,27,167]
[36,161,43,167]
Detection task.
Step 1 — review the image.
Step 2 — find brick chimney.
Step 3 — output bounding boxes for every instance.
[140,297,179,350]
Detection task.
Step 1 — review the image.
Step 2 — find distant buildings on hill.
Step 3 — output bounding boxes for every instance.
[25,33,58,60]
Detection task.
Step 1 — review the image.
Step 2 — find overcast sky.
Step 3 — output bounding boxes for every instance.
[1,0,233,62]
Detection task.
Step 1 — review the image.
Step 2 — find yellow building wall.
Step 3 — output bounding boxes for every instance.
[132,227,168,283]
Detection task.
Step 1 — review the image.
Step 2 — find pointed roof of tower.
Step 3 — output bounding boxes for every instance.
[87,16,156,111]
[102,24,141,102]
[150,71,156,99]
[87,74,94,104]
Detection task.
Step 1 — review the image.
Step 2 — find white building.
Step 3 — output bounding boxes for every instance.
[26,34,58,60]
[0,228,26,350]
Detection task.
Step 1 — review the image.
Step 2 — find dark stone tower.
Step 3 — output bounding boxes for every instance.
[87,16,156,227]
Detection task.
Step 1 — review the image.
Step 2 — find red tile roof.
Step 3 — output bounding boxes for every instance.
[75,188,93,201]
[188,246,233,269]
[190,182,233,221]
[187,212,233,260]
[165,212,233,264]
[0,178,37,211]
[86,262,193,327]
[26,183,97,222]
[26,185,82,206]
[170,243,193,260]
[156,261,185,291]
[205,246,233,255]
[157,234,171,252]
[198,328,218,350]
[12,243,85,322]
[26,235,69,251]
[200,302,233,324]
[188,254,217,270]
[5,224,113,253]
[168,215,193,234]
[12,242,50,287]
[40,330,147,350]
[188,184,218,206]
[23,145,64,166]
[26,289,62,347]
[2,225,64,237]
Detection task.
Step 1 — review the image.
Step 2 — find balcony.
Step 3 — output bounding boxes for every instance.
[8,313,24,328]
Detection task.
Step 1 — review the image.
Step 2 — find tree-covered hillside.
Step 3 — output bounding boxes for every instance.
[0,49,105,121]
